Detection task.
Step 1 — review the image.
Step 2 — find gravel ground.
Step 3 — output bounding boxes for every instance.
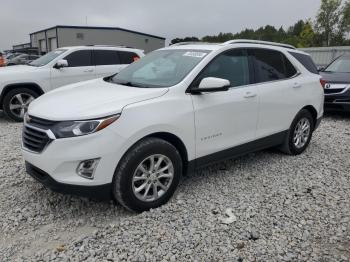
[0,111,349,261]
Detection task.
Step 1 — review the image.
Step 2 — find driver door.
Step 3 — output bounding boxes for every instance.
[50,50,96,89]
[190,49,259,162]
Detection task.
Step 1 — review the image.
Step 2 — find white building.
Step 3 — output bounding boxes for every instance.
[29,25,166,54]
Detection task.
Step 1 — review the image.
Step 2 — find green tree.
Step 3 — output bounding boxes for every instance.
[288,20,305,36]
[298,22,315,47]
[170,37,199,45]
[315,0,342,46]
[338,0,350,37]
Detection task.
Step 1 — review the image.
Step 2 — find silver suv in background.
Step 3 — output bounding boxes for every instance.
[0,46,144,121]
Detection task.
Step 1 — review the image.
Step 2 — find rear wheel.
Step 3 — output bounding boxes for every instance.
[3,88,39,122]
[113,137,182,212]
[279,109,314,155]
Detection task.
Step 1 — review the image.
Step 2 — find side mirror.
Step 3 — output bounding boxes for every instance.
[189,77,230,94]
[317,66,325,72]
[54,59,68,69]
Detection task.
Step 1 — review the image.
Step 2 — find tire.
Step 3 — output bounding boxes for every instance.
[3,88,39,122]
[113,137,183,212]
[279,109,314,155]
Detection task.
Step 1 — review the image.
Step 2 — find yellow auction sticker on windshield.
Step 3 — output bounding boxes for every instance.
[183,52,207,58]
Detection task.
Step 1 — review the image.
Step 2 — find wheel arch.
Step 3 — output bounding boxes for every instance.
[301,105,318,129]
[0,83,44,109]
[117,131,190,176]
[144,132,189,173]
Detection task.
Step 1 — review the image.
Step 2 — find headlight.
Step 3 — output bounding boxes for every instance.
[51,115,120,138]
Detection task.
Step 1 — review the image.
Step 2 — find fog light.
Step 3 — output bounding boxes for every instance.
[76,158,100,179]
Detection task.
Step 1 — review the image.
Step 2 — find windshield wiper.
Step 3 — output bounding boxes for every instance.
[114,81,145,88]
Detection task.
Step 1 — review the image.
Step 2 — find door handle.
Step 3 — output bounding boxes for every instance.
[84,69,93,73]
[244,92,257,98]
[293,83,302,88]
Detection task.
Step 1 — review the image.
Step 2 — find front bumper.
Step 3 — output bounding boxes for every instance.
[324,88,350,112]
[25,162,112,200]
[22,123,128,197]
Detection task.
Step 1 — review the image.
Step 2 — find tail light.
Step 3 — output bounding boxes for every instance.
[320,78,326,89]
[0,56,5,67]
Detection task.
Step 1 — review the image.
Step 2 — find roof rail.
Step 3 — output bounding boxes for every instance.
[224,39,296,50]
[85,44,135,48]
[170,41,217,46]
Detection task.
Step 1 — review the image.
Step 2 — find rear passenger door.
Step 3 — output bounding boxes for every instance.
[93,50,123,78]
[51,50,96,89]
[249,48,301,139]
[93,50,140,78]
[118,51,140,70]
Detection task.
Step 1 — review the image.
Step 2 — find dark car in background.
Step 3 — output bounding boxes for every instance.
[320,55,350,112]
[6,54,40,66]
[5,52,23,61]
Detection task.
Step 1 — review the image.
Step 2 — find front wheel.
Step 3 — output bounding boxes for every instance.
[113,137,183,212]
[3,88,39,122]
[279,109,314,155]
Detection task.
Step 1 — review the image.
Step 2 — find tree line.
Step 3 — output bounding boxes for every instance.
[170,0,350,47]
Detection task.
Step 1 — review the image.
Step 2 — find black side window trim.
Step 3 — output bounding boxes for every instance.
[288,51,318,74]
[248,48,299,84]
[92,49,122,66]
[188,48,254,91]
[63,50,93,68]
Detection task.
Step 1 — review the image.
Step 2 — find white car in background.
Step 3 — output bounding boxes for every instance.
[22,40,324,212]
[0,46,144,121]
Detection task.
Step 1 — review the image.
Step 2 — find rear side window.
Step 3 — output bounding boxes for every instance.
[193,49,250,87]
[118,51,140,64]
[94,50,121,65]
[289,52,318,74]
[250,49,297,83]
[64,50,92,67]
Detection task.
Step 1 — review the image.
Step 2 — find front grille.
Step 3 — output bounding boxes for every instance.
[324,88,344,94]
[22,125,51,153]
[28,115,56,129]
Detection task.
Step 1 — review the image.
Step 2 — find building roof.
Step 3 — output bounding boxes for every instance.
[29,25,166,40]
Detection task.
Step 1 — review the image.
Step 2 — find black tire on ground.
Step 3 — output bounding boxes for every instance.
[279,109,315,155]
[113,137,183,212]
[3,88,39,122]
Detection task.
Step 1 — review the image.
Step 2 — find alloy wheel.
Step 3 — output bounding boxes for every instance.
[293,117,311,149]
[132,154,174,202]
[9,93,35,119]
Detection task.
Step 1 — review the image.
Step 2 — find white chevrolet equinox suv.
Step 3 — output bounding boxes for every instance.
[0,45,144,121]
[22,40,324,212]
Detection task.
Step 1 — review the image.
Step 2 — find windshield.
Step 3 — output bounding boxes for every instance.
[325,57,350,73]
[7,53,20,60]
[30,49,67,67]
[111,49,210,88]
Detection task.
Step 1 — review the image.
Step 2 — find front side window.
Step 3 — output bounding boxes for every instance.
[30,49,67,67]
[325,56,350,73]
[64,50,92,67]
[251,49,297,83]
[192,49,250,87]
[111,49,210,88]
[94,50,120,66]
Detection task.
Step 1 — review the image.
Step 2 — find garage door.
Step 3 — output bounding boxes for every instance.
[49,38,57,51]
[39,39,47,53]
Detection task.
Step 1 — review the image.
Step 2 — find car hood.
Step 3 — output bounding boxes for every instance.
[320,71,350,83]
[0,64,36,73]
[28,78,169,121]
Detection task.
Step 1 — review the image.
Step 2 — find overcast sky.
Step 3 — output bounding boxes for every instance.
[1,0,321,50]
